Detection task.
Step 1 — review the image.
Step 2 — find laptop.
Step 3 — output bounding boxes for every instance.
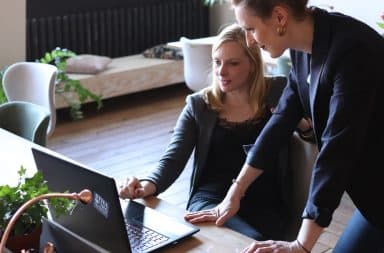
[31,148,200,253]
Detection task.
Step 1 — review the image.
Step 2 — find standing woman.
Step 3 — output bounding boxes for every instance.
[120,23,288,240]
[188,1,384,252]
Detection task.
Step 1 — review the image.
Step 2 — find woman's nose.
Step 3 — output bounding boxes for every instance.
[218,64,227,76]
[245,32,256,47]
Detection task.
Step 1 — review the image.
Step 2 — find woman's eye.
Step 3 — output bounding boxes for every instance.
[213,60,221,66]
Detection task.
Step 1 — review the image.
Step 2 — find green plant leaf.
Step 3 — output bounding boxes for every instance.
[378,22,384,29]
[37,47,103,120]
[0,67,8,104]
[203,0,225,6]
[0,166,73,236]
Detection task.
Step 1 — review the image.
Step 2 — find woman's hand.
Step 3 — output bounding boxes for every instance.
[241,240,306,253]
[184,182,243,226]
[118,177,156,199]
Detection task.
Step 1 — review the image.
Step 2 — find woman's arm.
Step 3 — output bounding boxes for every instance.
[122,95,201,198]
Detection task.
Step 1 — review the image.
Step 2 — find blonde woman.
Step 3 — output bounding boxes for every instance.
[120,23,287,240]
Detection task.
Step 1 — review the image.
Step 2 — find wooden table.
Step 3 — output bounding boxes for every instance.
[0,128,329,253]
[1,129,253,252]
[136,197,254,253]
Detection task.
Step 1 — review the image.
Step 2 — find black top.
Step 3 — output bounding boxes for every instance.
[195,114,282,211]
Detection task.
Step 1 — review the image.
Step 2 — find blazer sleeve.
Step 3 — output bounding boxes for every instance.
[142,94,200,194]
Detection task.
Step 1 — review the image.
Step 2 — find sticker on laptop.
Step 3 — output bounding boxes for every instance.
[93,192,110,219]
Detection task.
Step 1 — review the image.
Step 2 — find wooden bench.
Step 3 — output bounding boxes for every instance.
[55,54,184,109]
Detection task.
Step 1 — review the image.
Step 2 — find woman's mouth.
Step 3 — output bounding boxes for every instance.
[220,79,231,85]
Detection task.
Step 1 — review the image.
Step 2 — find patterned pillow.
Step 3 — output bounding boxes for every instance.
[143,44,183,60]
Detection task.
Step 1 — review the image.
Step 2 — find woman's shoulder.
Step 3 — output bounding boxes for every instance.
[186,91,208,107]
[314,7,382,48]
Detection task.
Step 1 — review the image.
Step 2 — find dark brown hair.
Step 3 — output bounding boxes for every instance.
[230,0,308,20]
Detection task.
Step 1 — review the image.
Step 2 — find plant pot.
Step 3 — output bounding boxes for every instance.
[6,225,42,252]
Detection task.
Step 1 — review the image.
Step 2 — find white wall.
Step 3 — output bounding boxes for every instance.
[0,0,26,69]
[309,0,384,34]
[209,2,236,35]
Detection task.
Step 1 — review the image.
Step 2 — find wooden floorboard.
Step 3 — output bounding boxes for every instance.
[47,84,354,251]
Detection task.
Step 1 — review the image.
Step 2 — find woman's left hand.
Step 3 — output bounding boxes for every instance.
[241,240,303,253]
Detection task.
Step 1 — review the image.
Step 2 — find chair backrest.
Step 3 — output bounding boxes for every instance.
[180,37,213,92]
[284,132,318,240]
[265,75,318,240]
[0,101,50,146]
[2,62,57,136]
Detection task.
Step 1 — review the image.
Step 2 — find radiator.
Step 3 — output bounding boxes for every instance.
[26,0,209,61]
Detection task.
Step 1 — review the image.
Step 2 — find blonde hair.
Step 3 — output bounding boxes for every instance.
[202,23,268,119]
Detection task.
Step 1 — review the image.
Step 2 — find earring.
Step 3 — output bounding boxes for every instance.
[277,26,286,36]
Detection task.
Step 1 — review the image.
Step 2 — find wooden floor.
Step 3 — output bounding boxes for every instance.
[47,84,354,253]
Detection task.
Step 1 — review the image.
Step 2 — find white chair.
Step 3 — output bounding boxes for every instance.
[180,37,213,91]
[2,62,57,136]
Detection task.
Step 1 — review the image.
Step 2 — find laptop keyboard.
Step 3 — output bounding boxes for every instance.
[125,221,170,252]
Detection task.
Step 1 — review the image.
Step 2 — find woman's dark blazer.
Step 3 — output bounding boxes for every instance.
[246,8,384,229]
[143,92,218,208]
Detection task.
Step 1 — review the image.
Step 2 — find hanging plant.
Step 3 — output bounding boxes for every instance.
[39,48,103,120]
[0,68,7,104]
[203,0,226,7]
[378,13,384,29]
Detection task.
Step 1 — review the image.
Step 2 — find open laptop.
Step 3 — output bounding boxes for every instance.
[31,147,199,253]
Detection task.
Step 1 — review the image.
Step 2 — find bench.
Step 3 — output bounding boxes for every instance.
[55,54,184,109]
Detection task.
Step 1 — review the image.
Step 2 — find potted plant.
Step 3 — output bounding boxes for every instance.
[0,166,73,252]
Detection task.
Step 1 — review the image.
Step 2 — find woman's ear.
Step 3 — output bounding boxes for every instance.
[272,5,288,26]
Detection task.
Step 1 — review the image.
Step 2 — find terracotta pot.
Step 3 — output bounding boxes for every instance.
[6,225,42,252]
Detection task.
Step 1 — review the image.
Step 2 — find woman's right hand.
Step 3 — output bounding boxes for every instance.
[184,181,243,226]
[118,177,156,199]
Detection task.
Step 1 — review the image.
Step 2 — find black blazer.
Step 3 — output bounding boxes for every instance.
[247,8,384,229]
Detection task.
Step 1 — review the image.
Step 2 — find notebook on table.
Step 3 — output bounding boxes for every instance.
[32,148,199,253]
